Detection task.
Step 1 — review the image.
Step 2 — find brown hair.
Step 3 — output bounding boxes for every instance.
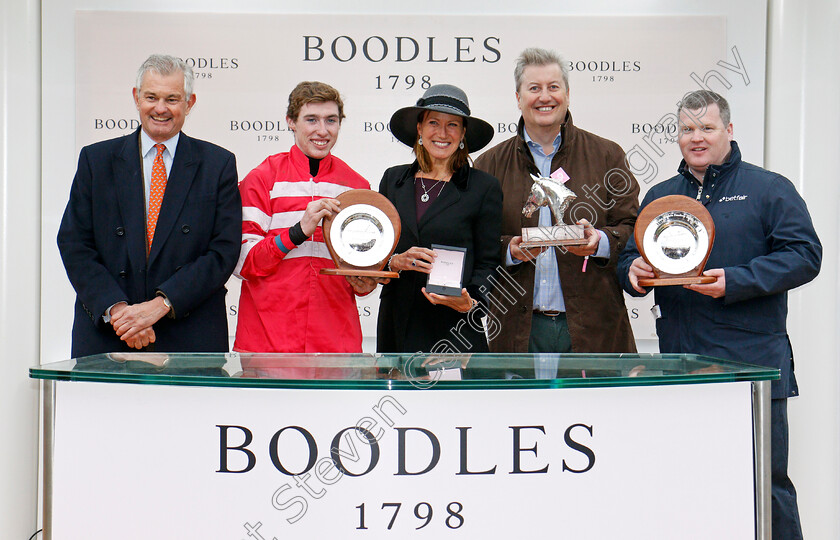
[413,111,470,174]
[286,81,345,122]
[678,90,731,125]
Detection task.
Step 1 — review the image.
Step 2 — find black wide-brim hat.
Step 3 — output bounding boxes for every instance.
[389,84,494,153]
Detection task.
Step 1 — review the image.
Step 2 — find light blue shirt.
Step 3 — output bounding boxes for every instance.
[140,130,179,214]
[506,130,610,312]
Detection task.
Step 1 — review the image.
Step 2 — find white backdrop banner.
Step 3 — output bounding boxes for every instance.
[52,380,756,538]
[65,12,752,350]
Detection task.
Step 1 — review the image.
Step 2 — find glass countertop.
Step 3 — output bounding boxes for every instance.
[30,353,778,390]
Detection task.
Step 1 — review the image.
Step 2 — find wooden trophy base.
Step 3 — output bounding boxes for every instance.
[638,275,717,287]
[320,268,399,278]
[520,225,587,249]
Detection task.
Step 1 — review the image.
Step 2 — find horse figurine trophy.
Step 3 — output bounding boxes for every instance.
[520,173,588,249]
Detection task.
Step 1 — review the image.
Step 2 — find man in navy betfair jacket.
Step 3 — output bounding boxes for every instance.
[618,90,821,540]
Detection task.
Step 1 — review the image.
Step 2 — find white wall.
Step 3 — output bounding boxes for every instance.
[766,0,840,536]
[0,0,836,537]
[0,0,42,538]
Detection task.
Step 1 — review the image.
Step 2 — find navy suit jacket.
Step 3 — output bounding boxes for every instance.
[57,129,242,357]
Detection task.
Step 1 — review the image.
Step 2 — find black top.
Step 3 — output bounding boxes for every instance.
[376,161,503,353]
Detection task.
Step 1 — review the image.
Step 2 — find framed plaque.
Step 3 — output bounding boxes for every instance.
[635,194,716,287]
[320,190,401,278]
[425,244,466,296]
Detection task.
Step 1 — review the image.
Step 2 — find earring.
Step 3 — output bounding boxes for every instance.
[459,140,465,150]
[418,136,423,146]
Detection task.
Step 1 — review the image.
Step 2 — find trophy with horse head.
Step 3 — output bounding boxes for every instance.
[520,173,588,249]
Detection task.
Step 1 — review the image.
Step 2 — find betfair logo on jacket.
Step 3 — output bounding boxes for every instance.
[719,195,748,203]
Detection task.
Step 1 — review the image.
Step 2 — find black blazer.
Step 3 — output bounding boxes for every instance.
[376,162,502,353]
[57,129,242,357]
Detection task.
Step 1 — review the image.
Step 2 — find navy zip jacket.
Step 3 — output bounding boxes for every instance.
[617,142,822,398]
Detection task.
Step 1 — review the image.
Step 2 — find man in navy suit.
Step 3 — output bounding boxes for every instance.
[58,54,241,357]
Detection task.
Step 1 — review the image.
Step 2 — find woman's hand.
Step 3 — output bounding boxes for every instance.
[421,287,476,313]
[389,247,437,273]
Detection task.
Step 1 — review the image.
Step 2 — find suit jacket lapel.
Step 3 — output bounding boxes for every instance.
[393,167,420,244]
[114,131,147,274]
[149,133,197,265]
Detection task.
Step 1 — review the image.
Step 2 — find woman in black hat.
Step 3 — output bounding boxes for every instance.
[377,84,503,353]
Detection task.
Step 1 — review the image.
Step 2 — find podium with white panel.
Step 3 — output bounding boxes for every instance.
[32,352,777,539]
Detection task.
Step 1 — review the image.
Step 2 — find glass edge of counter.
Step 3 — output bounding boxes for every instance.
[29,368,779,390]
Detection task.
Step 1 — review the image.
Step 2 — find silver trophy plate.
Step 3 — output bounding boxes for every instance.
[330,204,395,267]
[642,210,709,275]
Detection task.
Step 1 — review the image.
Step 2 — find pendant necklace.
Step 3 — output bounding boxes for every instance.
[417,176,447,203]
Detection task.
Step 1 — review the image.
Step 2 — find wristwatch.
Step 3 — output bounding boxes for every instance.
[156,292,174,318]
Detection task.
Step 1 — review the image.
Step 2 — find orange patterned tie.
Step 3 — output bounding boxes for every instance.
[147,143,167,254]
